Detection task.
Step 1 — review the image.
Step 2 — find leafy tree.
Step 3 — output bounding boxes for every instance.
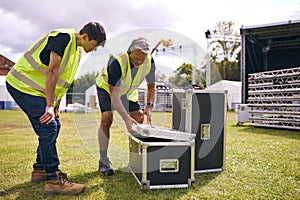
[209,20,241,80]
[72,71,99,93]
[168,63,201,88]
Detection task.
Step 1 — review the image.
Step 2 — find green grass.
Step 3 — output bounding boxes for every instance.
[0,110,299,200]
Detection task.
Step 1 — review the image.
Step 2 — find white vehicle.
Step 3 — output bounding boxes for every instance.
[60,103,87,113]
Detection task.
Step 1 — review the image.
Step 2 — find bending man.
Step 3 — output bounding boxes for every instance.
[6,22,106,195]
[96,37,156,175]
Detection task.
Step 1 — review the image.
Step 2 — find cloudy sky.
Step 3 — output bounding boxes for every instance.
[1,0,299,63]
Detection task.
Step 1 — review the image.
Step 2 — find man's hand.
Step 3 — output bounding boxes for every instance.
[54,106,60,118]
[39,105,55,124]
[124,117,138,134]
[54,99,61,118]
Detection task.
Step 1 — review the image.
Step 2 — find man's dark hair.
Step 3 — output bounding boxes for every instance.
[80,22,106,47]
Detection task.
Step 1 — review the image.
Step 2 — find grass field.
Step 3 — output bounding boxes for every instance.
[0,110,299,200]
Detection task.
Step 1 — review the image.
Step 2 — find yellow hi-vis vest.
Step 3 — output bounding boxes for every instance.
[96,52,152,102]
[6,28,82,106]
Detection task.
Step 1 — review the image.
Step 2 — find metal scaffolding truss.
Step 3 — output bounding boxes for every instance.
[247,66,300,130]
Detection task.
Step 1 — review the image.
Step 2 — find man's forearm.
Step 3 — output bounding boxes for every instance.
[109,86,130,121]
[111,94,131,121]
[46,51,61,106]
[147,83,156,104]
[45,69,58,106]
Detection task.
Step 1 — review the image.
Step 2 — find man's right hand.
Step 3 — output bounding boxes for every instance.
[124,117,138,134]
[39,105,55,124]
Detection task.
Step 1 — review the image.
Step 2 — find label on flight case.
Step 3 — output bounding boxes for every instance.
[181,98,186,109]
[200,124,210,140]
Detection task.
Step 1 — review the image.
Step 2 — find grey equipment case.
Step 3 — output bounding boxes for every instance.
[129,124,196,190]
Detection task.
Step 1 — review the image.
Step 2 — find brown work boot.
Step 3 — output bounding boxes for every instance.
[31,169,67,183]
[44,171,85,195]
[31,169,47,183]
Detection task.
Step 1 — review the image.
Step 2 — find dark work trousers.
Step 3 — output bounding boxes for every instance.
[6,82,60,174]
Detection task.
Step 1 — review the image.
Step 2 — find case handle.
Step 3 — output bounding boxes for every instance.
[159,159,179,173]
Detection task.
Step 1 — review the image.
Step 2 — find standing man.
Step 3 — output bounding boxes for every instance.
[96,37,156,176]
[6,22,106,195]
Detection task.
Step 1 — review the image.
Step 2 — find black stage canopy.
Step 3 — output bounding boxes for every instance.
[241,20,300,72]
[240,20,300,103]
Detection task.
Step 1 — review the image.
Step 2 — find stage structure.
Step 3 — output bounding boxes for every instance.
[153,43,205,86]
[240,20,300,130]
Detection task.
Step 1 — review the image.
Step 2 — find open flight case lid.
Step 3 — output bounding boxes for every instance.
[131,124,195,142]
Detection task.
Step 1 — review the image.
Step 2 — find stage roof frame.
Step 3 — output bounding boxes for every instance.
[240,19,300,50]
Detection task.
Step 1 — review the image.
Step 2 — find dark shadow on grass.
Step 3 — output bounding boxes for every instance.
[0,171,99,199]
[95,167,189,200]
[68,166,222,200]
[0,168,222,199]
[0,181,45,199]
[230,124,300,140]
[73,167,192,200]
[89,167,223,199]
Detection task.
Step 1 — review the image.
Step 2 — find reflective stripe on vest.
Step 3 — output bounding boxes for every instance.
[10,68,45,93]
[116,53,150,92]
[102,53,128,83]
[22,34,72,89]
[9,68,59,101]
[96,52,151,101]
[119,55,150,93]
